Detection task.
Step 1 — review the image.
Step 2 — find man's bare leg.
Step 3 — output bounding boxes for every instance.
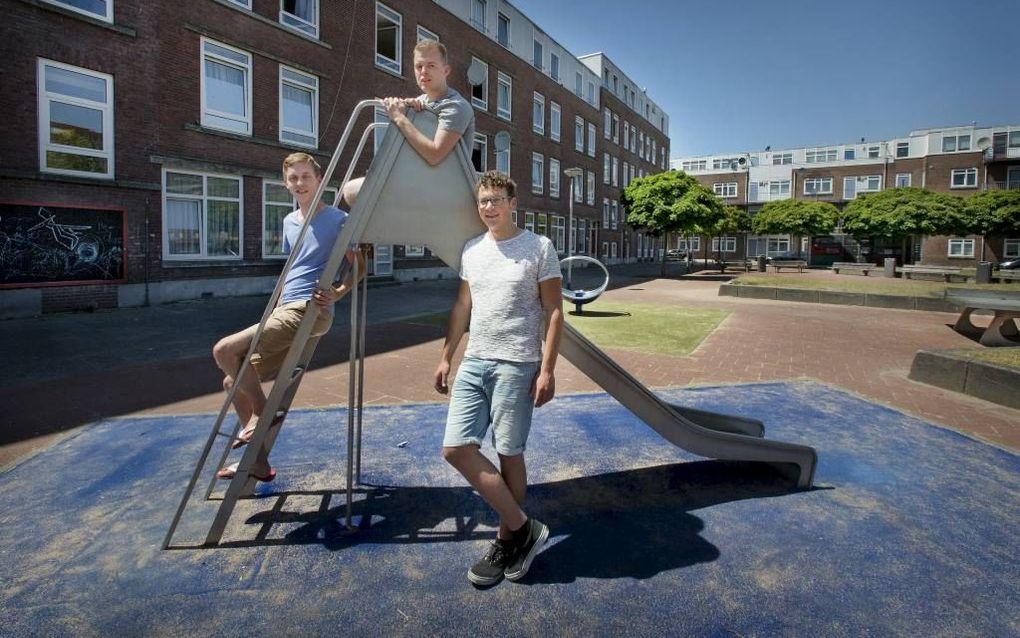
[443,445,527,532]
[213,328,267,438]
[342,177,364,209]
[497,453,527,540]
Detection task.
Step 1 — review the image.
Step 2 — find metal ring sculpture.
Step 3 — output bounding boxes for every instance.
[559,255,610,314]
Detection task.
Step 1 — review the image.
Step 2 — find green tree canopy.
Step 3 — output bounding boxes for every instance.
[841,187,967,239]
[962,189,1020,236]
[751,199,839,237]
[622,171,725,237]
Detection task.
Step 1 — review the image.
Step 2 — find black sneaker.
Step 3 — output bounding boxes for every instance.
[467,539,514,586]
[504,518,549,582]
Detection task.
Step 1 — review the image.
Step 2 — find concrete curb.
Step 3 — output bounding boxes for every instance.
[909,350,1020,409]
[719,283,960,313]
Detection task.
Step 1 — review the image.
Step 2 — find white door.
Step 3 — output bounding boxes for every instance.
[373,244,393,276]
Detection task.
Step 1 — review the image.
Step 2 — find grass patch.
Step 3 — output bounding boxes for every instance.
[947,348,1020,370]
[730,275,1016,298]
[564,301,728,356]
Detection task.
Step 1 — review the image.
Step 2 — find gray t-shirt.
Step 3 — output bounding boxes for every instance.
[421,88,475,159]
[460,229,562,363]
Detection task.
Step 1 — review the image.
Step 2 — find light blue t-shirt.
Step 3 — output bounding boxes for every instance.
[280,205,348,310]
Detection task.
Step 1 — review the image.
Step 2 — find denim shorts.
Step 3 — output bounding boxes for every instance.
[443,357,540,456]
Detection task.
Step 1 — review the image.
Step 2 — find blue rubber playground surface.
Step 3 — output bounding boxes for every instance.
[2,381,1018,636]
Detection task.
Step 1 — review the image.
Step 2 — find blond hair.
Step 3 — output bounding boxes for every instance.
[413,39,448,64]
[476,170,516,199]
[282,152,322,177]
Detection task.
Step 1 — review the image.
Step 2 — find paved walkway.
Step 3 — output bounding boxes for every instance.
[3,264,1017,469]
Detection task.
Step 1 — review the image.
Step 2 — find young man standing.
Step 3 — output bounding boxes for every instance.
[342,39,474,206]
[435,171,564,586]
[212,152,363,482]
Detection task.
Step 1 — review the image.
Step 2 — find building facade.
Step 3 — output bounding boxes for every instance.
[1,0,669,318]
[671,124,1020,267]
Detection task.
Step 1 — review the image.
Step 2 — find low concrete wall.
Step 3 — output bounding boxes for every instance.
[909,350,1020,410]
[719,283,962,313]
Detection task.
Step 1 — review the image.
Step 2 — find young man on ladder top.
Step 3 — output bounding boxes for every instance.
[341,39,475,207]
[212,152,364,482]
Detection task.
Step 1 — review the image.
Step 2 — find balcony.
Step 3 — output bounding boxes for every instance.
[986,179,1020,191]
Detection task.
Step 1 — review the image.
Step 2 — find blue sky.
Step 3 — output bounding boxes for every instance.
[510,0,1020,158]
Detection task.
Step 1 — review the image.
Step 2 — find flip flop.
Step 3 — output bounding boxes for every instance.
[231,413,286,449]
[216,462,277,483]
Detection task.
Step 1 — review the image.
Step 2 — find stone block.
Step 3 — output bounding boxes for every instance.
[776,288,819,303]
[817,291,866,306]
[964,361,1020,410]
[864,294,915,310]
[908,351,967,393]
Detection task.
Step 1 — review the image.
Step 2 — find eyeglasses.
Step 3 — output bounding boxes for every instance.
[477,196,509,207]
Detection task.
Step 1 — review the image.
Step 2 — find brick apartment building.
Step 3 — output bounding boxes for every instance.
[1,0,669,318]
[671,124,1020,267]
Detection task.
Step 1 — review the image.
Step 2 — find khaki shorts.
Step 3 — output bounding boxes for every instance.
[249,300,333,381]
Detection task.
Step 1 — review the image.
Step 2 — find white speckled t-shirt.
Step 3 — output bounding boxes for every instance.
[460,229,562,363]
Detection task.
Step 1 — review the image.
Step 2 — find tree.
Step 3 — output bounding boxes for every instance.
[706,206,752,266]
[962,189,1020,261]
[622,170,725,275]
[751,199,839,258]
[841,188,966,263]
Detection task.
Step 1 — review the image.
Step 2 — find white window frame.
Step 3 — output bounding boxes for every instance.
[711,236,737,253]
[611,156,619,187]
[610,241,618,259]
[713,182,737,198]
[262,180,337,259]
[37,58,115,179]
[496,11,510,48]
[549,102,561,142]
[162,168,243,261]
[612,113,620,143]
[587,123,596,157]
[495,143,510,175]
[470,0,486,32]
[604,108,612,139]
[532,92,545,135]
[280,0,319,38]
[524,212,535,232]
[550,52,559,81]
[603,153,611,185]
[942,134,972,153]
[200,37,252,135]
[586,171,595,206]
[772,152,792,165]
[587,80,595,105]
[41,0,113,22]
[803,177,833,195]
[405,245,426,257]
[1003,238,1019,258]
[532,39,543,69]
[531,152,544,194]
[896,142,909,158]
[497,71,512,121]
[375,2,402,76]
[472,132,487,173]
[470,57,488,110]
[950,168,978,189]
[622,121,629,150]
[610,200,618,229]
[574,116,585,152]
[895,173,912,188]
[416,25,439,42]
[805,148,838,163]
[575,71,583,96]
[552,216,565,252]
[947,238,975,258]
[278,65,318,148]
[549,157,560,198]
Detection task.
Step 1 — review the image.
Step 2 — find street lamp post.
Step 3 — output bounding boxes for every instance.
[563,167,584,289]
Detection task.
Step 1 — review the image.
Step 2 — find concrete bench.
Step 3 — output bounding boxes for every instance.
[831,262,874,276]
[896,265,965,282]
[946,289,1020,346]
[770,260,807,273]
[993,270,1020,282]
[718,259,754,273]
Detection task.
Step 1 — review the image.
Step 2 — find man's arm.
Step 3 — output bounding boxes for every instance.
[434,280,472,394]
[532,278,564,407]
[382,97,462,166]
[313,247,367,307]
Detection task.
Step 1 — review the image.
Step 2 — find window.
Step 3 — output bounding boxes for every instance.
[532,92,545,135]
[570,218,577,253]
[713,182,737,198]
[622,121,629,149]
[622,161,629,187]
[681,159,707,171]
[586,171,595,205]
[678,237,700,252]
[1004,239,1020,259]
[603,153,611,184]
[772,153,792,165]
[524,212,534,232]
[712,157,739,170]
[574,116,584,152]
[472,133,487,173]
[868,146,880,159]
[587,81,595,105]
[549,53,559,81]
[767,237,791,253]
[861,175,881,192]
[279,66,317,148]
[573,171,583,203]
[37,59,114,178]
[531,153,544,194]
[163,170,242,260]
[950,168,977,188]
[470,58,488,110]
[201,38,252,135]
[549,102,561,142]
[630,125,637,153]
[497,12,510,47]
[470,0,486,31]
[803,177,833,195]
[942,134,972,153]
[896,142,909,158]
[495,142,509,175]
[612,113,619,143]
[532,39,543,69]
[610,242,618,259]
[42,0,113,21]
[895,173,912,188]
[604,108,611,139]
[602,199,610,227]
[417,25,439,42]
[575,71,582,96]
[610,200,618,229]
[497,71,512,120]
[947,238,975,258]
[712,237,737,253]
[552,216,565,251]
[844,148,855,160]
[612,157,619,187]
[262,180,337,258]
[537,213,547,236]
[280,0,318,38]
[549,158,560,197]
[375,3,402,75]
[228,0,251,6]
[587,123,596,157]
[805,148,838,163]
[512,210,517,226]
